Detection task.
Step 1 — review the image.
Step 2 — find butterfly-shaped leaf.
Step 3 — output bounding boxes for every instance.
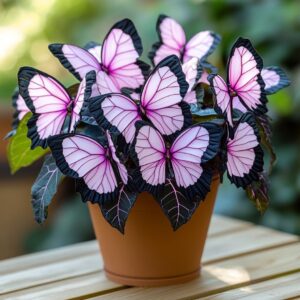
[49,19,150,96]
[210,38,267,127]
[261,66,290,95]
[149,15,220,65]
[18,67,95,148]
[131,121,221,204]
[226,113,264,188]
[89,55,191,144]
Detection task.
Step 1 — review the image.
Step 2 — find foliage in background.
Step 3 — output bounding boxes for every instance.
[0,0,299,251]
[25,195,93,252]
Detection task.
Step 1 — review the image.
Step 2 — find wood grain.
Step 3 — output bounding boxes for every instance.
[1,215,299,300]
[204,225,298,263]
[1,272,120,300]
[89,243,300,300]
[207,215,252,237]
[199,271,300,299]
[4,242,300,299]
[0,240,99,275]
[0,254,102,295]
[1,215,241,276]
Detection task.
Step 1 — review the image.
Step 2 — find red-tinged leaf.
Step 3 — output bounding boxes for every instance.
[246,172,270,214]
[256,114,276,174]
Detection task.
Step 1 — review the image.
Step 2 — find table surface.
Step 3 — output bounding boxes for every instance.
[1,215,300,300]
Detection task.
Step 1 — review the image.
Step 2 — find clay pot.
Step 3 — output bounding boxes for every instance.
[88,176,219,287]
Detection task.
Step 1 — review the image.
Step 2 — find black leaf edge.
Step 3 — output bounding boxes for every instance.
[104,18,143,56]
[84,41,101,50]
[48,43,93,81]
[227,113,264,188]
[88,93,137,147]
[143,55,188,98]
[130,121,165,198]
[228,37,268,116]
[263,66,291,95]
[18,67,71,149]
[148,14,169,66]
[48,133,119,205]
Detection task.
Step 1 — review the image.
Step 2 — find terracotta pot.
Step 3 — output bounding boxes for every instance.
[88,176,219,287]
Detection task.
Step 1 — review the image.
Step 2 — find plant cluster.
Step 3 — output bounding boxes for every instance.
[7,15,290,233]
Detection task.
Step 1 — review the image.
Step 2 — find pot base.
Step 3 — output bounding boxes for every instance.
[89,176,219,287]
[105,267,200,287]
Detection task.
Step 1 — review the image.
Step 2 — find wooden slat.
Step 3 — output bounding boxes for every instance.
[207,215,252,237]
[199,271,300,299]
[0,215,250,276]
[2,272,119,300]
[0,240,98,275]
[1,215,231,276]
[0,217,297,294]
[0,254,102,295]
[0,219,296,297]
[0,216,250,279]
[4,236,300,299]
[89,243,300,300]
[203,225,298,263]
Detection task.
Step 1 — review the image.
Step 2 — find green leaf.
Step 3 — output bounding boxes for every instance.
[192,108,219,123]
[7,113,48,174]
[67,83,80,98]
[31,154,64,223]
[245,173,270,214]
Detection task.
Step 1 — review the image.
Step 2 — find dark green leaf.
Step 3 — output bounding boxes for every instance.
[7,113,48,174]
[192,107,219,123]
[245,172,270,214]
[189,86,205,111]
[100,185,137,233]
[80,115,98,126]
[31,154,64,224]
[67,83,80,97]
[194,85,205,102]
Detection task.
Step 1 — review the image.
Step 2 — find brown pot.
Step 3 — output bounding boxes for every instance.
[88,176,219,287]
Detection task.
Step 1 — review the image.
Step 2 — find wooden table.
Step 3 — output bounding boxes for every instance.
[1,215,300,300]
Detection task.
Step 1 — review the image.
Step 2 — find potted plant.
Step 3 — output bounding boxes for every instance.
[6,15,290,286]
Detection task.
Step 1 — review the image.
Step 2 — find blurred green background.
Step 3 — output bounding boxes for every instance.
[0,0,299,259]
